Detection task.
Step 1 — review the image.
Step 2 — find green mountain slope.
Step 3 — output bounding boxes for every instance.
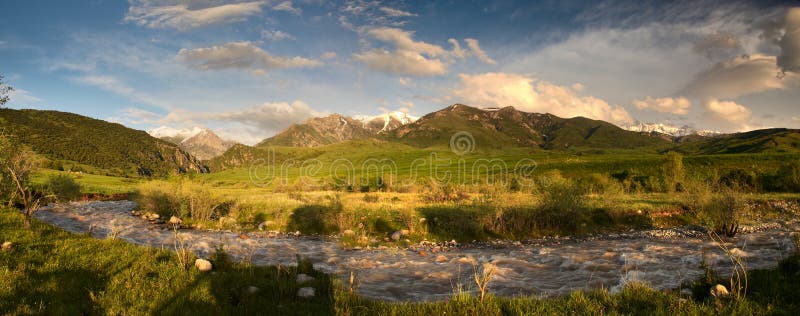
[257,114,375,147]
[0,109,208,176]
[675,128,800,154]
[387,104,670,150]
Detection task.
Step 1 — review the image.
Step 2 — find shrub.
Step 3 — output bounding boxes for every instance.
[421,181,470,203]
[362,194,379,203]
[761,162,800,192]
[44,174,82,202]
[577,173,623,196]
[535,181,589,233]
[704,186,745,237]
[132,179,224,221]
[661,151,684,193]
[719,169,758,192]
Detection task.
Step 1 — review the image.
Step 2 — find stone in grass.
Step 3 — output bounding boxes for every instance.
[710,284,729,298]
[343,229,355,236]
[297,273,315,284]
[391,231,402,241]
[297,287,315,298]
[1,241,12,251]
[195,259,213,272]
[247,286,259,294]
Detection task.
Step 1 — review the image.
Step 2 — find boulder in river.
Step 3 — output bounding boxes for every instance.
[169,216,182,225]
[297,273,315,284]
[297,287,315,298]
[710,284,729,298]
[195,259,213,272]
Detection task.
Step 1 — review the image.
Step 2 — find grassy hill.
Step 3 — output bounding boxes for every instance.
[675,128,800,154]
[0,109,208,177]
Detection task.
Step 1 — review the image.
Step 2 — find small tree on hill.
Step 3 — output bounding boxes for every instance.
[662,151,684,193]
[1,134,49,229]
[0,75,12,107]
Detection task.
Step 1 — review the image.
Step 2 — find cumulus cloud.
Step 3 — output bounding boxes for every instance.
[7,88,43,106]
[632,96,691,115]
[448,72,633,125]
[681,54,793,99]
[703,98,752,130]
[321,51,337,59]
[272,1,301,15]
[777,8,800,74]
[210,100,318,129]
[177,42,322,72]
[261,29,294,41]
[354,27,497,76]
[124,1,266,30]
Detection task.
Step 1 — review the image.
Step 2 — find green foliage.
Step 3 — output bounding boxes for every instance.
[0,74,12,107]
[0,108,207,177]
[421,181,470,203]
[662,151,684,192]
[760,161,800,192]
[535,181,589,233]
[44,174,82,202]
[132,179,224,221]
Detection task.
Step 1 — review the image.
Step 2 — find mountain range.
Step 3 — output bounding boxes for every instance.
[148,126,237,161]
[2,105,799,176]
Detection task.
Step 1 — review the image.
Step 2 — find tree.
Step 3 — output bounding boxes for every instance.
[0,134,49,229]
[0,75,12,107]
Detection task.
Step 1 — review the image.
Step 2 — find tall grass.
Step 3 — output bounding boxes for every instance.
[132,179,227,222]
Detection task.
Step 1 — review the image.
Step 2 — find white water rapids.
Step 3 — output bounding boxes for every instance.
[34,201,799,302]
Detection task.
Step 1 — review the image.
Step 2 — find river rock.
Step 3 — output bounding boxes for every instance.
[710,284,729,298]
[1,241,12,251]
[435,255,448,263]
[343,229,355,236]
[297,287,315,298]
[257,221,274,231]
[297,273,315,284]
[195,259,213,272]
[391,231,402,241]
[169,216,182,225]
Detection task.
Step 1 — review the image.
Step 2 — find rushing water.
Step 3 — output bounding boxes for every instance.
[35,201,799,302]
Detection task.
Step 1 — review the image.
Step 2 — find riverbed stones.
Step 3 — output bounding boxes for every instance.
[195,259,213,272]
[257,221,274,231]
[297,273,315,284]
[1,241,11,251]
[169,216,182,225]
[435,255,448,263]
[710,284,729,298]
[297,287,315,298]
[391,231,402,241]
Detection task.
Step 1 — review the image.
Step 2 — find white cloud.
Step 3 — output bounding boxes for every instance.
[261,29,294,41]
[681,54,795,99]
[124,1,266,30]
[7,88,43,106]
[464,38,495,64]
[272,1,301,15]
[693,32,741,58]
[72,75,168,108]
[632,96,691,115]
[379,6,416,18]
[703,98,752,130]
[177,42,322,72]
[792,116,800,123]
[448,72,633,125]
[354,27,497,76]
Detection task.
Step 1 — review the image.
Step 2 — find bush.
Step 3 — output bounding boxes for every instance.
[132,179,224,221]
[44,174,82,202]
[421,181,470,203]
[761,162,800,192]
[535,181,589,233]
[577,173,623,196]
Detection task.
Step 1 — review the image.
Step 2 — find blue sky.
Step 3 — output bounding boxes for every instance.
[1,0,799,144]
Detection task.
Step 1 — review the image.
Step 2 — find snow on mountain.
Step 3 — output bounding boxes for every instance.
[148,126,206,142]
[355,111,419,133]
[625,122,721,137]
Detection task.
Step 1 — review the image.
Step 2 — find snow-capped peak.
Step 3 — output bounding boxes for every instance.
[354,111,419,132]
[148,126,207,142]
[625,122,721,137]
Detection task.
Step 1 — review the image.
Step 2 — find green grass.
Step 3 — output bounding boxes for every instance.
[31,169,141,195]
[2,208,800,315]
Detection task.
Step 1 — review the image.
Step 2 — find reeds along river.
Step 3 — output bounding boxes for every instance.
[35,201,799,302]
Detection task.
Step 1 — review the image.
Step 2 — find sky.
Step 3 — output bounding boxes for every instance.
[1,0,799,145]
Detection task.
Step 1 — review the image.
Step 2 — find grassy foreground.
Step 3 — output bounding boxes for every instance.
[2,208,800,315]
